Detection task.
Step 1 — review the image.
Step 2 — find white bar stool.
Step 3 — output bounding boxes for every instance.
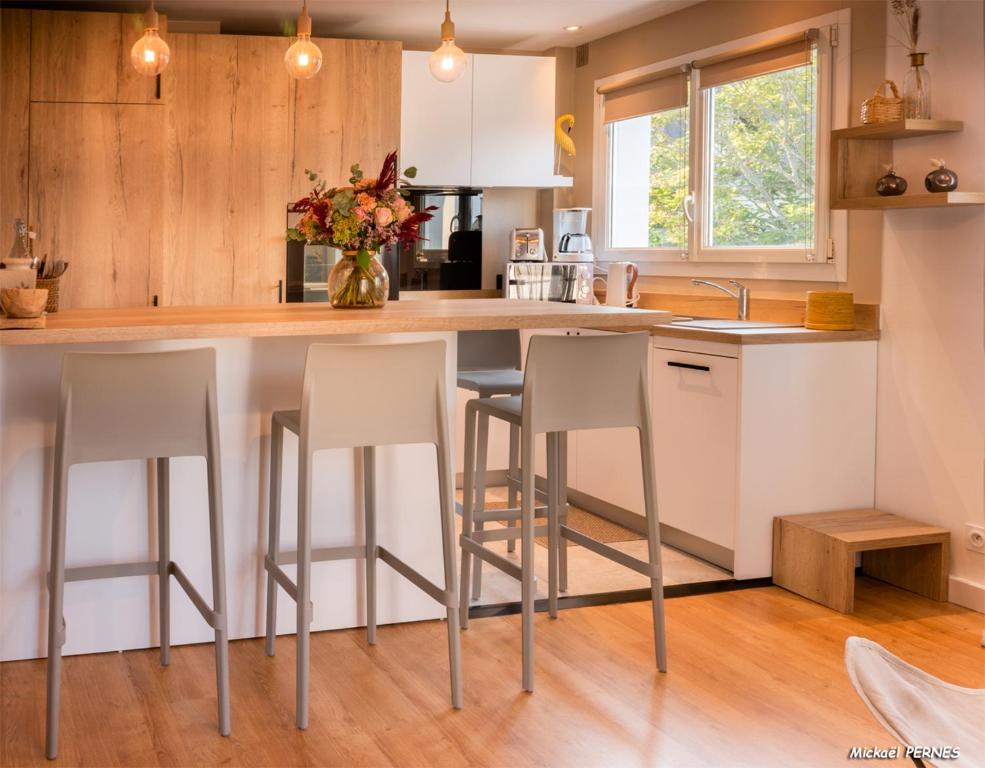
[45,349,230,760]
[455,330,528,588]
[264,340,462,729]
[459,332,667,691]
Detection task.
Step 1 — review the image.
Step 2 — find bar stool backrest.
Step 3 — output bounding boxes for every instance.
[457,330,521,372]
[522,332,650,434]
[301,340,448,451]
[58,348,219,465]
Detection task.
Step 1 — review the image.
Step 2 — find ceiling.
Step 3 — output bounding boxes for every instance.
[12,0,700,51]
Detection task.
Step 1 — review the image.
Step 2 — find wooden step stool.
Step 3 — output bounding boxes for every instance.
[772,509,949,613]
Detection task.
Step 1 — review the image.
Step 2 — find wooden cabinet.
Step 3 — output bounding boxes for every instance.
[28,102,164,309]
[401,50,473,187]
[1,9,31,253]
[291,38,402,194]
[470,54,556,188]
[16,10,401,308]
[162,33,292,306]
[29,10,163,104]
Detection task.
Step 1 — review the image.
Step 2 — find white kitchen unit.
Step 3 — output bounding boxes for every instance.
[400,50,474,187]
[469,54,555,188]
[400,51,568,188]
[572,334,878,580]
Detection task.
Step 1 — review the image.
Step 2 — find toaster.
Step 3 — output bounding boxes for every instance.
[510,227,546,261]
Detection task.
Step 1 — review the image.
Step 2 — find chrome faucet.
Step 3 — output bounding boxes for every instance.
[691,279,750,321]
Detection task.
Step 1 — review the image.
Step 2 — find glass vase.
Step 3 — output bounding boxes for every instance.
[327,250,389,308]
[903,52,931,119]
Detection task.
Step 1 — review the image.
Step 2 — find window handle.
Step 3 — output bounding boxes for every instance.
[683,192,695,223]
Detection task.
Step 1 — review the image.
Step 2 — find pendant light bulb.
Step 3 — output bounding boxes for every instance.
[429,0,466,83]
[130,0,170,76]
[285,1,323,79]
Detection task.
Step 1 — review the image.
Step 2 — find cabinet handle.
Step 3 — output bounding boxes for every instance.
[667,361,710,372]
[277,279,283,304]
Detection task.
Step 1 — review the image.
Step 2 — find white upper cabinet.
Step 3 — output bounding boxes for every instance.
[400,50,473,187]
[470,54,556,188]
[400,51,560,188]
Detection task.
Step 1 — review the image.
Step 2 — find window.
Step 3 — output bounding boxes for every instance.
[595,15,847,279]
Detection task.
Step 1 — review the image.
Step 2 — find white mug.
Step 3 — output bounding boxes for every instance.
[605,262,639,307]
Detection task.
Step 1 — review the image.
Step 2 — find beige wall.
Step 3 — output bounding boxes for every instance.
[874,0,985,610]
[566,0,887,301]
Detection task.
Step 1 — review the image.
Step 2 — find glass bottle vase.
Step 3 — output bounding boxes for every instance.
[327,250,389,308]
[903,52,931,119]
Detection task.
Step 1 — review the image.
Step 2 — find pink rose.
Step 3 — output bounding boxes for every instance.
[374,207,393,227]
[354,207,367,221]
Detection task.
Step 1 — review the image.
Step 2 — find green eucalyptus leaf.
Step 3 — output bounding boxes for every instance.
[403,166,418,179]
[332,189,354,215]
[286,227,303,241]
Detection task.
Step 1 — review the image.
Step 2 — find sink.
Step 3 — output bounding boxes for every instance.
[670,317,802,330]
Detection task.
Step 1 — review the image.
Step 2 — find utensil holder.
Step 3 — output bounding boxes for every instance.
[36,276,61,313]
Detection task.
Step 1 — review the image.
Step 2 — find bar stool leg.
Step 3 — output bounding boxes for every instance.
[45,449,69,760]
[520,427,536,692]
[436,438,463,708]
[157,457,171,667]
[205,431,231,736]
[558,432,569,593]
[506,424,519,553]
[639,425,667,673]
[265,419,283,657]
[296,446,313,729]
[459,403,478,630]
[546,433,560,619]
[470,412,490,601]
[364,446,377,646]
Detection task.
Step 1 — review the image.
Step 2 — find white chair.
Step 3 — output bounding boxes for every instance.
[46,348,230,760]
[459,331,667,690]
[456,330,529,583]
[264,340,462,729]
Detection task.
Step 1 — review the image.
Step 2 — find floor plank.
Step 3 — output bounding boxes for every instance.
[2,579,982,767]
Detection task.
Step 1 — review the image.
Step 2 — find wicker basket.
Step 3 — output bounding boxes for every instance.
[36,276,61,313]
[861,80,903,124]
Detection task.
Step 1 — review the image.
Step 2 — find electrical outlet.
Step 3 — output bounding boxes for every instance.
[966,524,985,554]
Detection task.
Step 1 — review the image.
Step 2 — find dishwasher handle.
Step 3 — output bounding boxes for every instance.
[666,360,710,372]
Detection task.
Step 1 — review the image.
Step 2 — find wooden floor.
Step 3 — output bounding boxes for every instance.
[2,579,982,767]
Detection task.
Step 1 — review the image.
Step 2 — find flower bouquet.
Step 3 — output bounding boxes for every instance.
[288,151,433,308]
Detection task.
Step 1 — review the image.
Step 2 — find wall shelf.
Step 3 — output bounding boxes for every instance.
[829,118,980,210]
[832,119,963,141]
[832,191,985,210]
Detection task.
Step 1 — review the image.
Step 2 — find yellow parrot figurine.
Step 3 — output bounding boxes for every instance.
[555,114,576,157]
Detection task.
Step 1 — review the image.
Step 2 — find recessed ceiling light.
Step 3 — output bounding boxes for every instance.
[563,25,582,32]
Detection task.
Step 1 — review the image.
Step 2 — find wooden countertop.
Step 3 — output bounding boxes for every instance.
[0,300,672,346]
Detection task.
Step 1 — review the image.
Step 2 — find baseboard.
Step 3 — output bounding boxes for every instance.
[948,575,985,613]
[564,487,735,572]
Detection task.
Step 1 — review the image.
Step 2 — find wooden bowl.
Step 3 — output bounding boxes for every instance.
[0,288,49,318]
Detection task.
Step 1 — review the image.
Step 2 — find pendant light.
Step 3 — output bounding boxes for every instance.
[429,0,467,83]
[130,0,170,77]
[285,0,323,79]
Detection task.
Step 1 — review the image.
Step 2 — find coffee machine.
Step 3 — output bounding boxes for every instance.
[553,207,593,263]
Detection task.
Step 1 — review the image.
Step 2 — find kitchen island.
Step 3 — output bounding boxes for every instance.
[0,300,670,661]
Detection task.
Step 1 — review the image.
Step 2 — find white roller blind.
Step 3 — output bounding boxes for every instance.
[600,66,689,124]
[696,29,817,89]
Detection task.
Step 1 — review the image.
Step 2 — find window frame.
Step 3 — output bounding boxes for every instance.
[592,10,850,282]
